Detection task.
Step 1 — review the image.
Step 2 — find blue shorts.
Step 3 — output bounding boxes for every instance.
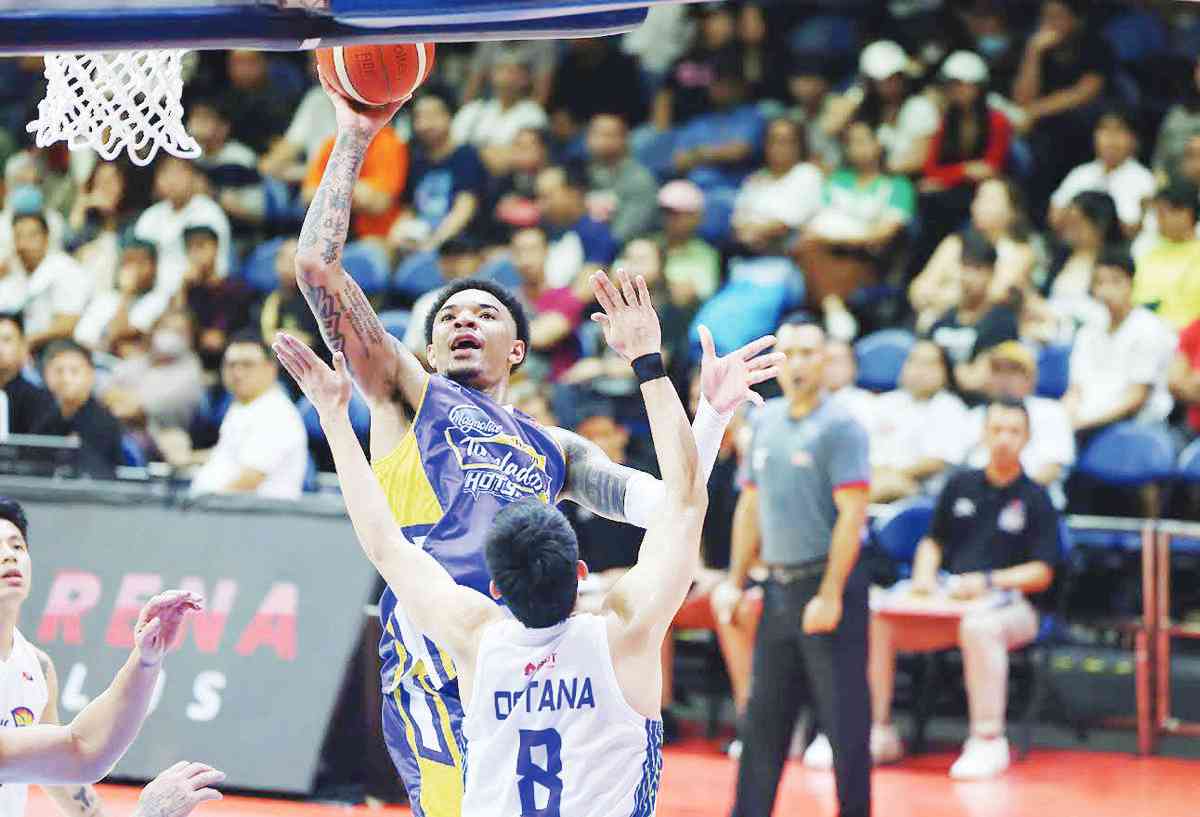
[381,672,467,817]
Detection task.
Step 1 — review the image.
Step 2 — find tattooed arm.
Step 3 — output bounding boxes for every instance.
[293,71,427,411]
[35,651,108,817]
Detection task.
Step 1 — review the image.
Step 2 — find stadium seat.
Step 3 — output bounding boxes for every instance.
[1103,10,1168,63]
[378,309,411,342]
[1179,439,1200,482]
[478,255,522,290]
[393,250,444,304]
[1076,422,1177,486]
[869,495,935,578]
[303,452,319,494]
[342,241,390,295]
[240,237,286,293]
[854,329,914,392]
[298,392,372,444]
[1035,343,1071,399]
[121,434,147,467]
[698,187,736,246]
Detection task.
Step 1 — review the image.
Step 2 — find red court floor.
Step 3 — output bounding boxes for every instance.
[26,744,1197,817]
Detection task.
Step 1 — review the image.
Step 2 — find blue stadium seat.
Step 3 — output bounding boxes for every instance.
[1036,342,1071,399]
[1103,10,1168,63]
[378,309,411,341]
[393,250,444,303]
[342,241,391,295]
[854,329,915,392]
[479,255,522,290]
[1179,439,1200,482]
[698,187,736,246]
[196,389,233,430]
[303,452,319,494]
[121,434,147,467]
[297,391,371,443]
[239,237,285,293]
[869,496,935,577]
[1077,422,1177,486]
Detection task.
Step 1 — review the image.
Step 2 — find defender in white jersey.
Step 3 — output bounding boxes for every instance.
[0,498,225,817]
[277,269,779,817]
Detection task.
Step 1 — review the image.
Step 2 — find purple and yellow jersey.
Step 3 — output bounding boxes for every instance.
[373,374,567,694]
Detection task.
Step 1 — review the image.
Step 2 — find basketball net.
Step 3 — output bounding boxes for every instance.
[27,50,201,167]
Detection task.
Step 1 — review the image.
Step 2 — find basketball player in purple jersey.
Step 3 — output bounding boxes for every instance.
[293,70,783,817]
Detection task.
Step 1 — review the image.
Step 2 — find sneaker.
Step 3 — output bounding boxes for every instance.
[870,723,904,765]
[802,733,833,770]
[726,739,743,759]
[949,736,1011,780]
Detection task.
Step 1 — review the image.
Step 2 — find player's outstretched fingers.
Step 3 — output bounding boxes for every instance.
[698,325,717,361]
[734,334,778,362]
[273,342,306,381]
[746,366,781,386]
[616,268,638,307]
[746,351,787,372]
[189,770,226,791]
[192,789,223,804]
[634,274,652,310]
[592,271,621,315]
[181,762,216,779]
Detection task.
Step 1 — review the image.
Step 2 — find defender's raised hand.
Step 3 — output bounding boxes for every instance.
[135,591,203,667]
[698,326,785,413]
[590,269,662,362]
[273,333,352,421]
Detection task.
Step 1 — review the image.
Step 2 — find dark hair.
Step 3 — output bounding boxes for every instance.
[939,88,992,165]
[1070,190,1123,245]
[0,312,23,336]
[543,162,589,194]
[0,498,28,544]
[987,395,1030,428]
[41,339,92,370]
[424,278,531,369]
[777,309,822,332]
[766,116,808,162]
[1096,105,1138,136]
[122,237,158,260]
[1096,244,1136,278]
[225,329,272,359]
[13,211,48,235]
[416,85,456,116]
[485,499,579,628]
[188,96,232,123]
[183,225,219,245]
[960,229,998,267]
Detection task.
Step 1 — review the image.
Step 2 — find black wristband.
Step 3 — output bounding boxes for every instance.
[631,352,667,384]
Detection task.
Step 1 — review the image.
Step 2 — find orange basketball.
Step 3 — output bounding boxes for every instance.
[316,42,436,107]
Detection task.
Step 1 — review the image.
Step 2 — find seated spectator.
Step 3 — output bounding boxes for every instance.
[401,238,483,360]
[74,239,164,352]
[656,180,720,307]
[536,165,618,292]
[927,232,1020,400]
[824,338,877,428]
[218,50,302,154]
[959,0,1023,96]
[914,51,1012,270]
[620,4,691,78]
[618,237,695,371]
[1012,0,1110,215]
[734,2,789,104]
[671,56,765,188]
[1065,246,1176,434]
[652,4,737,130]
[547,38,646,141]
[869,340,971,503]
[822,40,940,176]
[256,239,321,357]
[784,53,842,172]
[0,312,55,435]
[133,157,232,297]
[1170,316,1200,441]
[177,226,254,369]
[462,41,556,108]
[584,114,659,245]
[731,118,823,256]
[481,126,549,246]
[304,125,407,244]
[39,340,123,480]
[188,98,266,228]
[1048,108,1155,239]
[389,92,486,256]
[509,227,585,384]
[1153,55,1200,180]
[68,159,148,295]
[0,152,66,257]
[911,178,1038,334]
[0,212,92,352]
[103,308,205,437]
[798,122,915,338]
[174,332,307,500]
[863,398,1056,779]
[1134,135,1200,259]
[258,54,336,186]
[1133,180,1200,331]
[1042,190,1121,337]
[451,50,548,176]
[964,342,1076,500]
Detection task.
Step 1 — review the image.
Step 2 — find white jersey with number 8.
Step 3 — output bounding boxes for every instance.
[461,613,662,817]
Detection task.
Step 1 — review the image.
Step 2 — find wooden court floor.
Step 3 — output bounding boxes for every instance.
[26,743,1197,817]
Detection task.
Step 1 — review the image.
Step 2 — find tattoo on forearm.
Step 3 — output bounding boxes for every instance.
[297,127,370,268]
[565,440,629,518]
[298,276,388,361]
[72,786,96,815]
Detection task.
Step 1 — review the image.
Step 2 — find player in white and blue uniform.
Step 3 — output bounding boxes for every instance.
[275,269,778,817]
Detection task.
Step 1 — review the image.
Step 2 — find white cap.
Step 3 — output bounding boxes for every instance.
[859,40,909,80]
[941,50,989,84]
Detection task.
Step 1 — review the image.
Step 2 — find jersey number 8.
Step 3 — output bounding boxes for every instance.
[517,728,563,817]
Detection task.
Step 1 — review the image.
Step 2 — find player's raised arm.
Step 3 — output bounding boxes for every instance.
[0,592,201,785]
[273,333,499,663]
[293,69,428,411]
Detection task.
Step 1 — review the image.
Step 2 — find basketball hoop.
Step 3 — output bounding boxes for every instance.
[27,50,201,167]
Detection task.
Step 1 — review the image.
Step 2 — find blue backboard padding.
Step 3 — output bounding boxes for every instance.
[331,0,675,26]
[0,4,649,54]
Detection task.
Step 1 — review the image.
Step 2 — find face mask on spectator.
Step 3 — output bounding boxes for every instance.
[151,330,189,360]
[976,34,1009,57]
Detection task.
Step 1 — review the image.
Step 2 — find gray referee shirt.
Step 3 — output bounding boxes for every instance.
[742,395,871,566]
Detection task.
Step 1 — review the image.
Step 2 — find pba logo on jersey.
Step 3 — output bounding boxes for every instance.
[524,652,557,677]
[10,707,34,727]
[446,404,552,502]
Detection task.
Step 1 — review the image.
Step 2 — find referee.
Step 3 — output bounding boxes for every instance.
[713,317,871,817]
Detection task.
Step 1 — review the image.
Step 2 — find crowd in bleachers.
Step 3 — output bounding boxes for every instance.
[0,0,1199,515]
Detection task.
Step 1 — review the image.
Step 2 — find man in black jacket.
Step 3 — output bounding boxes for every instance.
[0,313,56,436]
[40,340,124,479]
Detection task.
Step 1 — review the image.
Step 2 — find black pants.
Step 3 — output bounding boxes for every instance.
[731,565,871,817]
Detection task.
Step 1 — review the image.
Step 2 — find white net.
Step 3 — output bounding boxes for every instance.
[27,50,201,167]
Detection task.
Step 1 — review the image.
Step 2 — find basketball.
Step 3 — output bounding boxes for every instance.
[316,42,436,107]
